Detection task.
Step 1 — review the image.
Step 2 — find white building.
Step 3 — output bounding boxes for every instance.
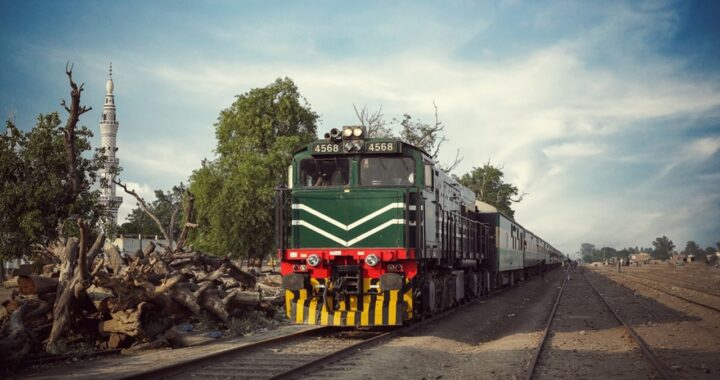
[98,63,123,228]
[112,235,168,256]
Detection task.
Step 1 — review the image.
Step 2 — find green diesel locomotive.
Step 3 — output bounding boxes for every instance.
[277,127,562,327]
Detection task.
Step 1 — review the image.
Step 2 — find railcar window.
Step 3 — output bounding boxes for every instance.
[360,157,415,186]
[299,158,350,187]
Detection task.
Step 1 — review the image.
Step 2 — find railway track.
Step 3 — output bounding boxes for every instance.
[526,268,673,380]
[615,270,720,297]
[121,289,505,380]
[611,272,720,313]
[125,327,389,380]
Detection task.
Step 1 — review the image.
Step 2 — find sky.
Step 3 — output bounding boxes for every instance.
[1,0,719,257]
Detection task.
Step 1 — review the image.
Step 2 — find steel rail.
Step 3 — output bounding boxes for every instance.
[525,272,568,380]
[119,326,331,380]
[608,272,720,313]
[583,271,673,380]
[274,286,510,379]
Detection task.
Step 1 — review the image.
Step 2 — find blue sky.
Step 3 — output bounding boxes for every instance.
[2,0,719,256]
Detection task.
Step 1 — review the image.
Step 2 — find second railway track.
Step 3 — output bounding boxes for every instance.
[526,267,672,380]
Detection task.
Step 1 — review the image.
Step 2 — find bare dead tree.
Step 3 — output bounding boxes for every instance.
[176,189,196,250]
[114,179,173,250]
[59,62,92,199]
[353,104,392,137]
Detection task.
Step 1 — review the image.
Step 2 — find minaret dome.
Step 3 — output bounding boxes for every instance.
[106,63,114,94]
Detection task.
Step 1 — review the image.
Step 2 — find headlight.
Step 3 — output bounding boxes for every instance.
[365,254,380,267]
[307,254,321,267]
[343,127,353,137]
[344,141,354,151]
[352,127,363,137]
[352,140,364,150]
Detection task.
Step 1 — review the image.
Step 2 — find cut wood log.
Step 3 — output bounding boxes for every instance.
[105,245,125,275]
[169,284,202,315]
[224,289,263,306]
[198,288,229,322]
[143,241,156,256]
[108,332,132,349]
[17,275,59,295]
[99,302,150,337]
[3,277,18,289]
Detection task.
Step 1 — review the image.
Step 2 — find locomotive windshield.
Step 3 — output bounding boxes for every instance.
[360,157,415,186]
[299,158,350,187]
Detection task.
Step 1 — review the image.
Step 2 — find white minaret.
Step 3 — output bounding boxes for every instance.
[99,63,123,228]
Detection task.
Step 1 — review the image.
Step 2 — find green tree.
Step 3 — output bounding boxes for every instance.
[579,243,601,262]
[189,78,318,259]
[651,235,675,260]
[682,240,701,257]
[1,113,105,262]
[457,163,524,218]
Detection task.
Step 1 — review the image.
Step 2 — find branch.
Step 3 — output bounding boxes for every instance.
[114,179,173,248]
[168,203,180,252]
[510,192,529,203]
[440,149,463,173]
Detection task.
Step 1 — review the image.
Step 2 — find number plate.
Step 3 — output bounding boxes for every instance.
[311,142,342,155]
[364,141,400,153]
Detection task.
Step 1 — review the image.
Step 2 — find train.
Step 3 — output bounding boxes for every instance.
[276,127,564,327]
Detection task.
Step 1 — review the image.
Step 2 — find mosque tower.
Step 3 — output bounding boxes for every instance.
[98,63,123,228]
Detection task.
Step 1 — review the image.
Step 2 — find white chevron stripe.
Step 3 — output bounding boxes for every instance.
[347,219,405,246]
[292,202,404,231]
[292,219,405,247]
[292,220,347,246]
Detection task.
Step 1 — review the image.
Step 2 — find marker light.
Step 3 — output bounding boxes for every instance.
[352,127,363,137]
[307,254,321,267]
[365,254,380,267]
[343,127,353,137]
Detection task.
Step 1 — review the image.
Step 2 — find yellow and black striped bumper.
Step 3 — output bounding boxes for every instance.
[284,278,413,326]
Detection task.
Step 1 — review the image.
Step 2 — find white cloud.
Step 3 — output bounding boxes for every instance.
[543,142,604,158]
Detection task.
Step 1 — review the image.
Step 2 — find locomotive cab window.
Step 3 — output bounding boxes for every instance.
[360,157,415,186]
[299,158,350,187]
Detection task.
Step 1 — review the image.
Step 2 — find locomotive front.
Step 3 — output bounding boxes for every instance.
[277,127,423,327]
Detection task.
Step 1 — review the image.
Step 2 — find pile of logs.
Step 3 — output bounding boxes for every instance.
[0,233,282,364]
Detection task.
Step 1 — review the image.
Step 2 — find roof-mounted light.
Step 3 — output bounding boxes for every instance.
[343,127,353,137]
[352,127,363,137]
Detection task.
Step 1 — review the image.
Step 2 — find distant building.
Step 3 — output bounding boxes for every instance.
[98,63,123,230]
[111,235,168,256]
[630,253,651,263]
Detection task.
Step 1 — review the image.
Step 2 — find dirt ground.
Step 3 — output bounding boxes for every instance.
[304,269,566,380]
[303,265,720,380]
[7,263,720,379]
